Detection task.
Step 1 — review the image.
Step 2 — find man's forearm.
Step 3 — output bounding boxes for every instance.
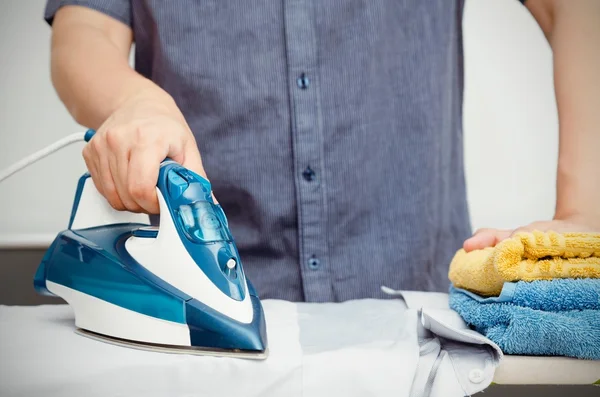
[526,0,600,221]
[50,6,171,129]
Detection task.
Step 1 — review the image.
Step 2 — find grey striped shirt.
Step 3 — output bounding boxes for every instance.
[45,0,479,302]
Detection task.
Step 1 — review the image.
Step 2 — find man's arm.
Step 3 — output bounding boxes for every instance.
[50,6,206,214]
[464,0,600,251]
[51,6,169,129]
[524,0,600,223]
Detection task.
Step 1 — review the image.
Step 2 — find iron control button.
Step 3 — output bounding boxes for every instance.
[166,169,189,199]
[308,256,320,270]
[302,166,316,182]
[297,73,309,89]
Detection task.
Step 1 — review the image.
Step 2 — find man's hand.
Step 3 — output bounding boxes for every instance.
[84,90,206,214]
[463,214,600,252]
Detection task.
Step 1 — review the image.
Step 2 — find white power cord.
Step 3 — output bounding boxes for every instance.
[0,132,88,183]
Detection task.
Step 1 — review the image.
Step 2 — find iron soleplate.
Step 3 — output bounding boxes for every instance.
[75,328,269,360]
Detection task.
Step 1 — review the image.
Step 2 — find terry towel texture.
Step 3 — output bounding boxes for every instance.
[449,280,600,360]
[448,230,600,296]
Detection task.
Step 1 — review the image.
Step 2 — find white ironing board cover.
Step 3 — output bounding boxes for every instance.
[1,293,598,397]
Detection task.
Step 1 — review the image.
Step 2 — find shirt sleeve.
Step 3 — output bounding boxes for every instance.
[44,0,132,27]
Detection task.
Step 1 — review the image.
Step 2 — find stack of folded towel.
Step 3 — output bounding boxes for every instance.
[448,230,600,360]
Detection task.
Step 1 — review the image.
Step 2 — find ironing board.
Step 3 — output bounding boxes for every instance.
[1,300,598,397]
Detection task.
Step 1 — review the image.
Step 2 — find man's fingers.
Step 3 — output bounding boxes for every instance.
[85,136,126,211]
[83,119,209,215]
[182,138,207,177]
[82,145,104,196]
[97,151,126,211]
[463,228,512,252]
[509,221,555,237]
[463,220,596,253]
[127,145,166,214]
[108,150,144,213]
[104,127,142,213]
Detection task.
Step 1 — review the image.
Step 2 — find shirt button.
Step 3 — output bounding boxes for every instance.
[302,166,316,181]
[468,369,484,384]
[308,256,320,270]
[297,73,309,89]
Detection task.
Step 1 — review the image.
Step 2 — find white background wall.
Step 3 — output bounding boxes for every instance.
[0,0,558,247]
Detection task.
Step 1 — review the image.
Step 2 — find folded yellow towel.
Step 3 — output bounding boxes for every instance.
[448,230,600,296]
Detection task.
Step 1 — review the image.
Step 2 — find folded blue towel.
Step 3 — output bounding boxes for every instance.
[449,279,600,360]
[456,278,600,311]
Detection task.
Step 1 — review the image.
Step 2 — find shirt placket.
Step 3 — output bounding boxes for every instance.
[283,0,332,302]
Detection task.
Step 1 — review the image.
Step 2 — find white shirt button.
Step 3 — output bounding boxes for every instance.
[469,369,484,384]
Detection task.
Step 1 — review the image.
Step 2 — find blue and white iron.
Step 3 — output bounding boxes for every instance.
[1,129,268,359]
